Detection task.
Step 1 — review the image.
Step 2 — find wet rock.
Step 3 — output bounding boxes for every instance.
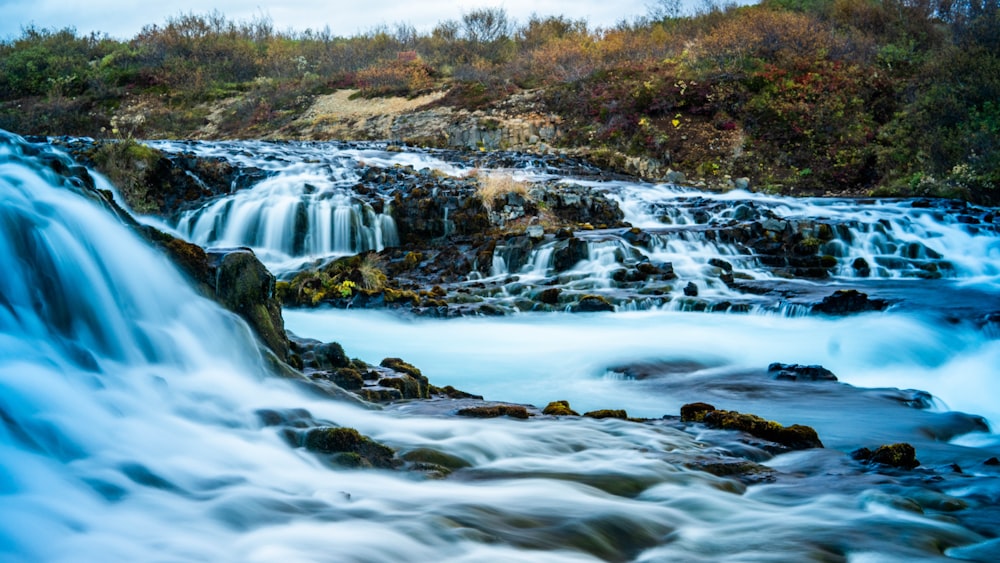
[431,385,484,400]
[708,258,733,272]
[457,405,530,419]
[572,294,615,313]
[687,406,823,450]
[379,357,430,399]
[851,443,920,469]
[552,237,589,271]
[583,409,628,420]
[543,400,579,416]
[767,363,838,382]
[303,427,398,469]
[326,368,364,390]
[812,289,889,316]
[401,448,471,475]
[207,248,288,361]
[680,402,716,423]
[537,288,562,305]
[685,457,776,485]
[622,227,651,248]
[683,282,699,297]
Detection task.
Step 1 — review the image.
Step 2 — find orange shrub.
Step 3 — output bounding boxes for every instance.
[692,8,842,73]
[355,59,434,97]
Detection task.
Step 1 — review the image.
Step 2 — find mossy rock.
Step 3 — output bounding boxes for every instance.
[380,357,424,379]
[573,294,615,313]
[680,402,716,422]
[701,409,823,450]
[543,400,579,416]
[401,448,472,471]
[380,376,425,399]
[457,405,530,419]
[583,409,628,420]
[329,368,364,390]
[358,388,404,402]
[303,427,398,469]
[851,443,920,469]
[431,385,484,400]
[313,341,349,370]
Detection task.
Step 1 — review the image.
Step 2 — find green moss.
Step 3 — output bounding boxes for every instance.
[853,443,920,469]
[583,409,628,420]
[542,400,579,416]
[698,409,823,450]
[680,402,716,422]
[330,368,364,390]
[456,405,530,419]
[401,448,471,470]
[303,427,398,469]
[380,357,423,379]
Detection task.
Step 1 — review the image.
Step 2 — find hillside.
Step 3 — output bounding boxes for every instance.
[1,1,997,203]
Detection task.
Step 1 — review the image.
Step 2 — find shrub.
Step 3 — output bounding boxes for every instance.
[355,59,435,98]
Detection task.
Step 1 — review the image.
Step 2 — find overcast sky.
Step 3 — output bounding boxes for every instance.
[0,0,688,40]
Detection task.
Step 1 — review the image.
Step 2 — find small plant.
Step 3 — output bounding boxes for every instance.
[477,173,529,212]
[336,280,358,298]
[357,253,387,292]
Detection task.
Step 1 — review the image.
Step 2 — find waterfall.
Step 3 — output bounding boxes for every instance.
[5,132,999,562]
[175,175,396,273]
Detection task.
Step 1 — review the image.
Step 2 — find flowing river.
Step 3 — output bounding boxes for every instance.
[3,132,1000,561]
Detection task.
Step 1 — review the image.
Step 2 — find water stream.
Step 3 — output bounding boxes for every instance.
[3,132,1000,561]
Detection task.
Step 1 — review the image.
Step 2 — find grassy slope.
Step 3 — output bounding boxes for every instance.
[1,2,997,203]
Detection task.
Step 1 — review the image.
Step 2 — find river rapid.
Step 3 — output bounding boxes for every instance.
[3,132,1000,562]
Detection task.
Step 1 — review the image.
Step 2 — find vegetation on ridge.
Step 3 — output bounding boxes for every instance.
[1,2,997,202]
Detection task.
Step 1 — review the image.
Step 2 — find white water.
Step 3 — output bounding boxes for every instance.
[286,309,1000,436]
[4,133,1000,561]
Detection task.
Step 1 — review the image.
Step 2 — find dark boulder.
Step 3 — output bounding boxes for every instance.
[851,443,920,469]
[207,248,289,361]
[583,409,628,420]
[552,237,589,272]
[573,294,615,313]
[812,289,889,316]
[303,427,398,469]
[680,402,716,422]
[683,405,823,450]
[543,400,579,416]
[457,405,530,419]
[768,363,838,382]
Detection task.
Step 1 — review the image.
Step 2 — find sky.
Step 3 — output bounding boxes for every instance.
[0,0,680,40]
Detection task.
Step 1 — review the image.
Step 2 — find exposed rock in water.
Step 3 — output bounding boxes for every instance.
[543,400,579,416]
[302,427,399,469]
[812,289,889,316]
[583,409,628,420]
[680,402,716,423]
[573,294,615,313]
[680,403,823,450]
[851,443,920,469]
[207,248,289,361]
[457,405,530,419]
[768,363,838,382]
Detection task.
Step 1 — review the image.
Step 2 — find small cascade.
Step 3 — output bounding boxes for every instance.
[176,177,397,272]
[599,181,1000,282]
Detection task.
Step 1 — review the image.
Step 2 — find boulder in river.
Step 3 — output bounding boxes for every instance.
[680,403,823,450]
[768,363,838,382]
[812,289,889,316]
[851,443,920,469]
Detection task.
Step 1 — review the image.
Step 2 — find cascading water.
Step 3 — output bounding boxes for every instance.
[6,131,1000,562]
[149,141,417,274]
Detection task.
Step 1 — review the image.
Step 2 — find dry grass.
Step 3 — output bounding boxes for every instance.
[477,173,529,212]
[357,252,387,291]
